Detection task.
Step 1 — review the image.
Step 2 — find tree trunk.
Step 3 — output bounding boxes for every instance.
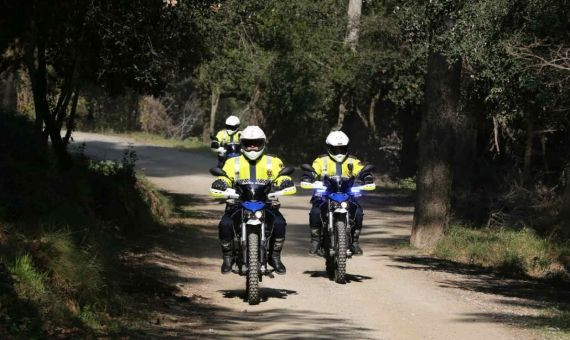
[368,90,381,142]
[561,163,570,231]
[248,86,265,126]
[355,107,369,128]
[522,115,534,184]
[63,87,80,144]
[209,85,220,135]
[25,32,71,168]
[337,100,348,130]
[411,52,461,249]
[399,106,420,178]
[345,0,362,50]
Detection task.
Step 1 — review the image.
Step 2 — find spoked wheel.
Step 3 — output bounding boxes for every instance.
[246,232,260,305]
[334,220,347,284]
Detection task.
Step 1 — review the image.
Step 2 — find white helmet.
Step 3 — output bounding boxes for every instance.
[225,115,240,135]
[326,131,349,162]
[240,126,266,161]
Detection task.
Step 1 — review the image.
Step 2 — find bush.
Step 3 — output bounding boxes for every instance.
[138,96,173,135]
[0,111,172,337]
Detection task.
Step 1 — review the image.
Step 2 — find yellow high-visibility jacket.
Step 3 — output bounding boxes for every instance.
[212,154,296,197]
[312,154,365,178]
[215,130,241,145]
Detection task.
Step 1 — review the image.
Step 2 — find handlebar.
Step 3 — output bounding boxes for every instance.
[210,185,296,200]
[300,181,376,192]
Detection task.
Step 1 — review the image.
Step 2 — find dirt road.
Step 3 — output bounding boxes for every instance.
[73,132,550,339]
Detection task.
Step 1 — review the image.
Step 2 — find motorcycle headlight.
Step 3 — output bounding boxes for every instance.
[255,211,263,219]
[340,201,348,209]
[243,210,254,219]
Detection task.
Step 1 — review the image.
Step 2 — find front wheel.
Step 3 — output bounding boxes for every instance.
[246,232,260,305]
[334,220,347,284]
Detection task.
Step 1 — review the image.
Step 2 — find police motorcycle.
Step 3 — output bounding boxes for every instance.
[211,135,241,165]
[300,164,375,283]
[209,166,295,305]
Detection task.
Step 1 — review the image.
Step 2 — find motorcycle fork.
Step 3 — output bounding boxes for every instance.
[328,201,335,256]
[260,222,267,273]
[241,221,247,273]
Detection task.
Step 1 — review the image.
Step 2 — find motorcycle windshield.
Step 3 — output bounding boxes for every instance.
[329,192,349,203]
[242,200,265,212]
[324,176,355,193]
[236,181,271,201]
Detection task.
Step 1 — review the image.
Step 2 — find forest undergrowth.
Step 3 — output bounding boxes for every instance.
[0,113,172,338]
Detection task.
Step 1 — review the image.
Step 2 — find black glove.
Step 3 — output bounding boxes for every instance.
[279,179,294,190]
[210,140,220,149]
[211,179,228,191]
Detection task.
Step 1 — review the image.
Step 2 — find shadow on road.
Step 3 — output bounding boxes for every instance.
[389,255,570,333]
[219,287,298,302]
[303,270,373,283]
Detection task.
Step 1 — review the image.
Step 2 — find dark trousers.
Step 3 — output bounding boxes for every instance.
[219,206,287,242]
[309,198,363,230]
[217,154,227,168]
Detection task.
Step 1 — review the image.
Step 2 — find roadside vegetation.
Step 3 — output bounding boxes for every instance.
[0,113,171,337]
[436,224,570,280]
[435,225,570,338]
[79,129,209,153]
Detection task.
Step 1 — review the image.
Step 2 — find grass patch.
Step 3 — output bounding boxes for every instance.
[435,224,570,278]
[0,112,173,337]
[435,224,570,338]
[79,129,209,152]
[7,254,48,300]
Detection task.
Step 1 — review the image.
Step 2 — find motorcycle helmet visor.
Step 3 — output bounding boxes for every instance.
[225,123,239,131]
[327,145,348,156]
[242,138,265,151]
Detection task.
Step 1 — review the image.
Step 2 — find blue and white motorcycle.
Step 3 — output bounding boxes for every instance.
[300,164,375,283]
[210,166,295,305]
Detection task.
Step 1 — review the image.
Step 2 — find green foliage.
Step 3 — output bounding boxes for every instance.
[0,112,172,337]
[398,177,417,191]
[7,255,48,301]
[435,224,570,278]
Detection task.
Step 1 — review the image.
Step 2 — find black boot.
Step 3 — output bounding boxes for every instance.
[268,238,286,274]
[220,240,234,274]
[351,228,363,256]
[309,227,321,256]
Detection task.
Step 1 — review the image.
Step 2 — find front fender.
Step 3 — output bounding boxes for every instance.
[333,208,348,215]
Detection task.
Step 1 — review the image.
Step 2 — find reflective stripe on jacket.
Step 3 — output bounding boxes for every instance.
[218,154,296,195]
[215,130,241,145]
[311,155,364,179]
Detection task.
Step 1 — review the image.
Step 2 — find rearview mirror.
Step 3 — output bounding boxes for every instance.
[210,167,228,177]
[277,166,295,177]
[300,164,316,173]
[360,164,375,174]
[357,164,376,179]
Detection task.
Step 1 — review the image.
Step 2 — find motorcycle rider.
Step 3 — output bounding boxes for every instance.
[210,126,296,275]
[302,131,375,256]
[211,115,241,167]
